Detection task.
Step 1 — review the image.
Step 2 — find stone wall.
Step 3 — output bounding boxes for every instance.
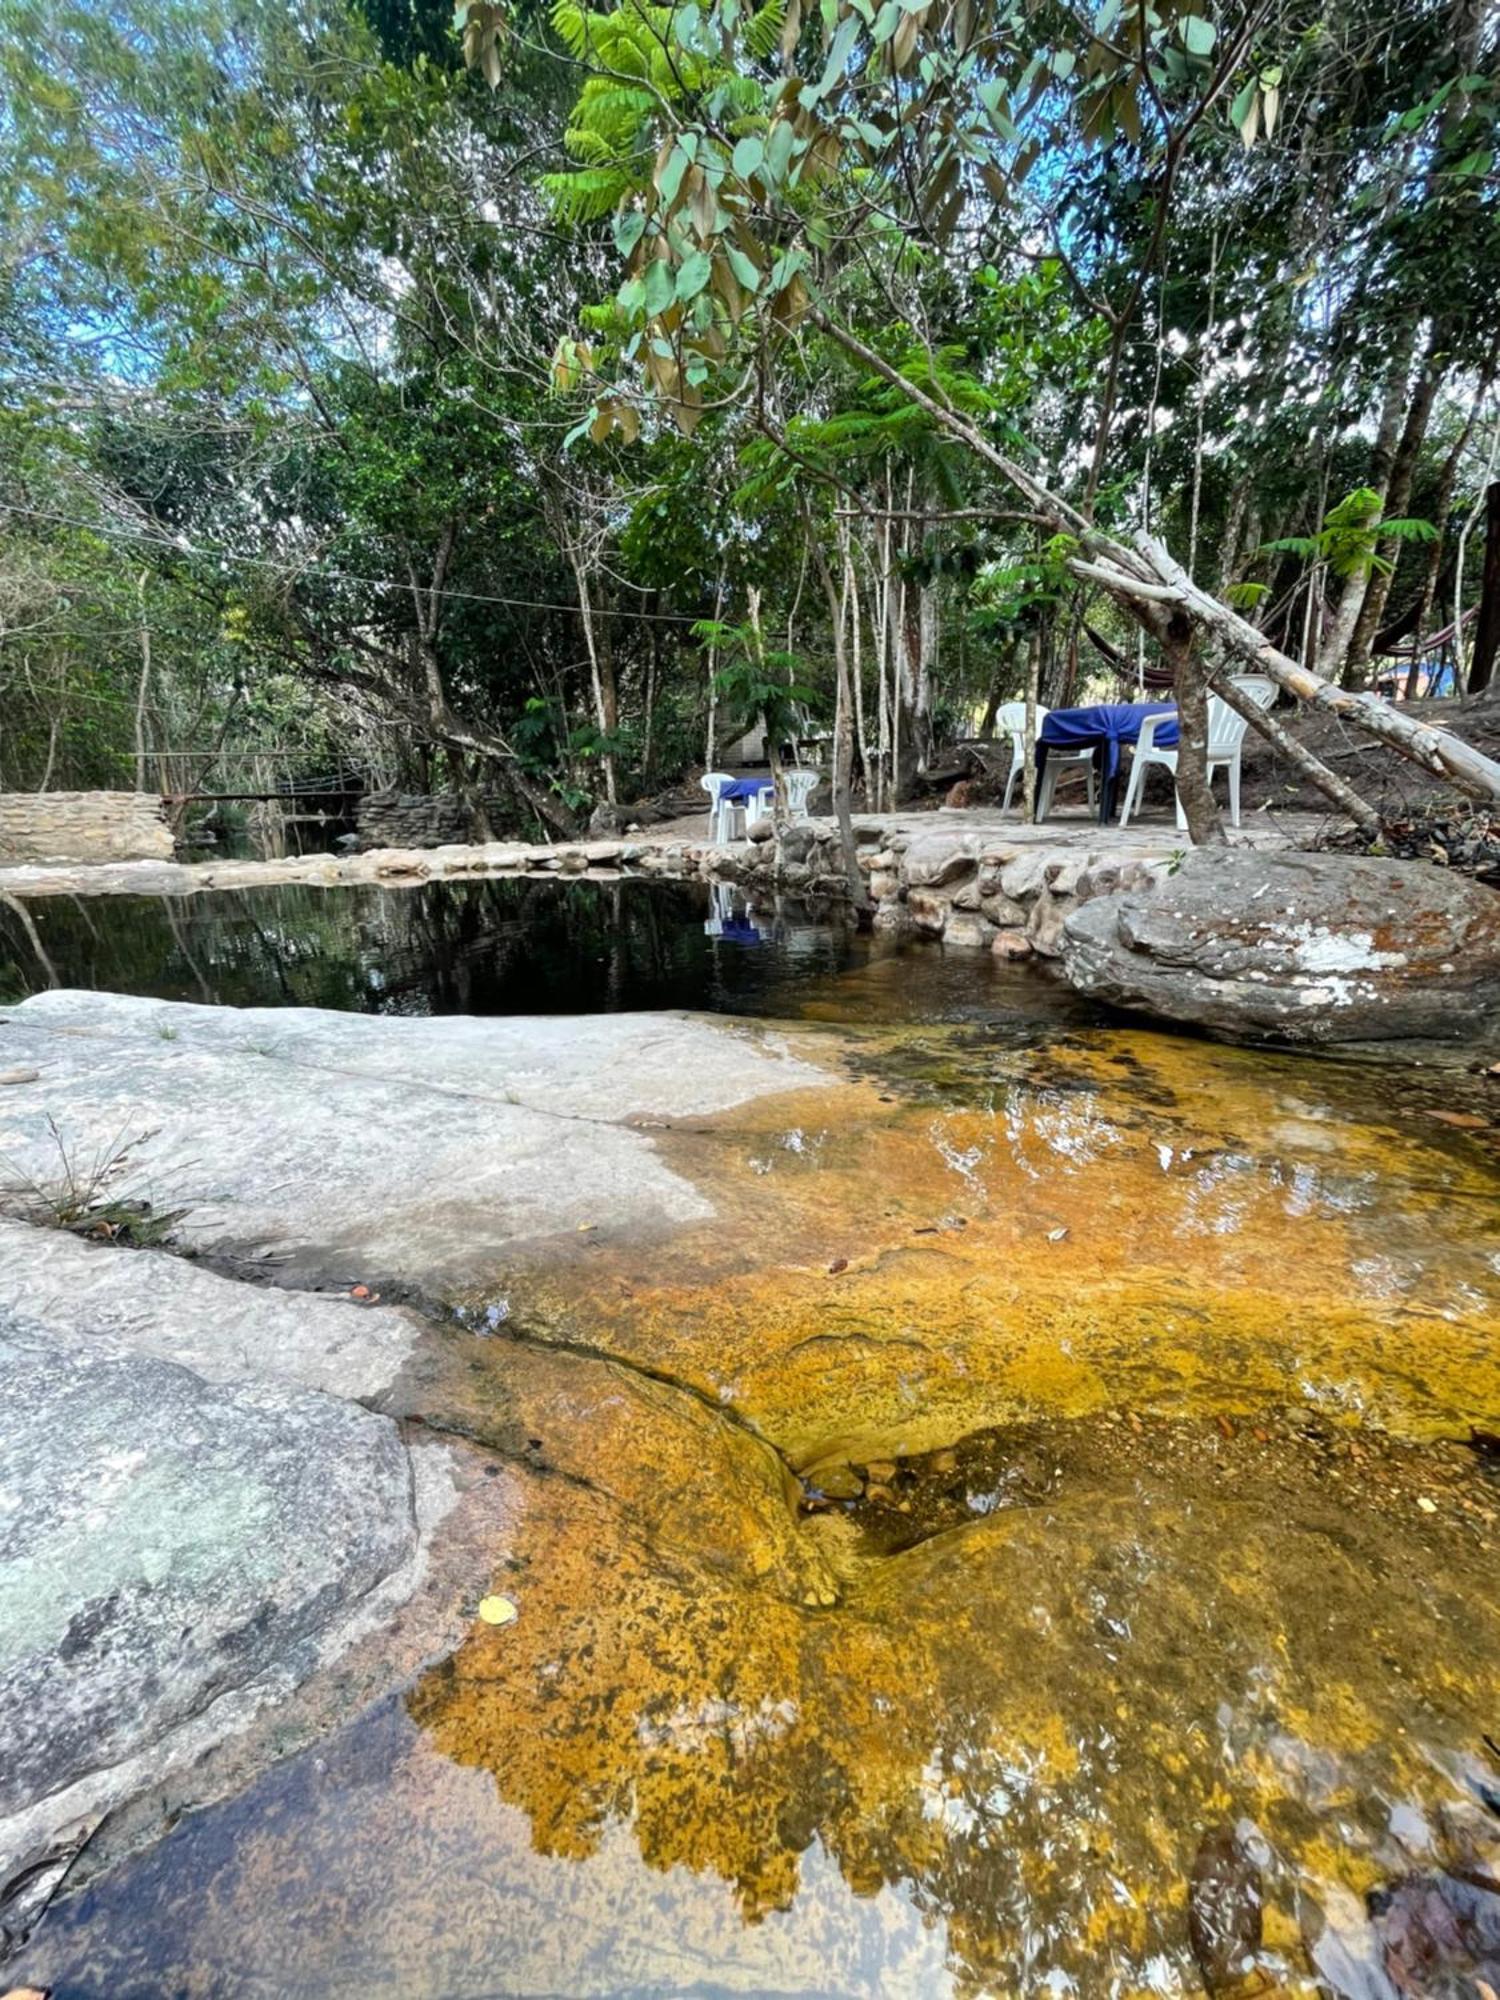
[0,791,174,864]
[706,820,1178,958]
[354,792,486,850]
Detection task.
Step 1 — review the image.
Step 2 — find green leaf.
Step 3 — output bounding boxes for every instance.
[657,142,691,206]
[643,258,675,314]
[819,11,860,89]
[613,209,646,255]
[726,244,763,291]
[1179,14,1215,54]
[675,248,713,300]
[764,118,795,184]
[732,134,765,179]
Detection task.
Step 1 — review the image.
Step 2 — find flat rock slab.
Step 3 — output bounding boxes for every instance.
[0,996,827,1288]
[0,1221,422,1400]
[1061,849,1500,1044]
[0,1307,416,1835]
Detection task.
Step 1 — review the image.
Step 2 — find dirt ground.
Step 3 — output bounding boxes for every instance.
[1237,691,1500,819]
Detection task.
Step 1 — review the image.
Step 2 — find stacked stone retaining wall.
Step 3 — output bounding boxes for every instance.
[354,792,493,850]
[0,791,174,865]
[706,820,1179,957]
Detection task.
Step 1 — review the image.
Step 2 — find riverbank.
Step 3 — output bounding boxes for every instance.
[0,807,1317,960]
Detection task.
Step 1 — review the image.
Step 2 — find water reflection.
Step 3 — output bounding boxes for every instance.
[0,875,1104,1029]
[0,878,860,1017]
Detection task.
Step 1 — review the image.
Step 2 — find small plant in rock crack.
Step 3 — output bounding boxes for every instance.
[0,1116,193,1246]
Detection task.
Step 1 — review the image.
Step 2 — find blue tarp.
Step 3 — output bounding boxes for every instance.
[1038,702,1178,781]
[719,777,775,802]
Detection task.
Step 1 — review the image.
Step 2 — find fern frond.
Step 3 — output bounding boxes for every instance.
[744,0,786,59]
[551,0,590,58]
[543,165,634,222]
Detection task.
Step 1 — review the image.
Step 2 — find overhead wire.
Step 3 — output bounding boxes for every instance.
[0,501,711,624]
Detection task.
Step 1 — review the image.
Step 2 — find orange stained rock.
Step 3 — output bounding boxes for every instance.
[488,1025,1500,1462]
[409,1415,1500,1995]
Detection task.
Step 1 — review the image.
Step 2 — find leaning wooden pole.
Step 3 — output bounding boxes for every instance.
[811,313,1500,809]
[1073,535,1500,804]
[1202,665,1383,835]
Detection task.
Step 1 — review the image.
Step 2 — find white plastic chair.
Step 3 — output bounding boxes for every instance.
[701,772,739,843]
[782,769,819,822]
[995,701,1096,819]
[1118,675,1276,830]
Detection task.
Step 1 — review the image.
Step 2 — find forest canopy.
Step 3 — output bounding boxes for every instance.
[1,0,1497,834]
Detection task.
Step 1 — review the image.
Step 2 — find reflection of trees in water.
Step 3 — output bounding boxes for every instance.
[0,877,852,1014]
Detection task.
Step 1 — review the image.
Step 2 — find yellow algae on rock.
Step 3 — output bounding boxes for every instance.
[489,1023,1500,1460]
[408,1409,1500,1995]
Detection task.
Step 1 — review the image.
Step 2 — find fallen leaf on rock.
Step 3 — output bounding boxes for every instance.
[1429,1111,1489,1130]
[0,1068,40,1086]
[350,1284,371,1299]
[828,1258,848,1275]
[477,1594,518,1626]
[1047,1226,1069,1242]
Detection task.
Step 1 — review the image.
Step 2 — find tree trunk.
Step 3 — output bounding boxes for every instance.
[1022,630,1040,822]
[1344,328,1450,686]
[1165,620,1225,845]
[705,568,725,766]
[134,569,153,795]
[1402,414,1479,697]
[808,524,867,909]
[1471,483,1500,696]
[1315,322,1417,682]
[570,551,617,805]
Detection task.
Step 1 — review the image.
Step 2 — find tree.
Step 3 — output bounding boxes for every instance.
[462,0,1500,835]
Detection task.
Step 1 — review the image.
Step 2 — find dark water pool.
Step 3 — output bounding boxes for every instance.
[0,875,1100,1028]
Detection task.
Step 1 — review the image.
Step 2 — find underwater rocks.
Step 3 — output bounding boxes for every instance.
[1061,849,1500,1044]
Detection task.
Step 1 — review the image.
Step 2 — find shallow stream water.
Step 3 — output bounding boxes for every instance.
[8,880,1500,1999]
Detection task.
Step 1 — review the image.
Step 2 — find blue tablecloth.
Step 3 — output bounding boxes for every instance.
[719,777,774,802]
[1039,702,1178,782]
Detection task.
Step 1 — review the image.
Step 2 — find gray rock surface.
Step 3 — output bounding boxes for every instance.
[0,1307,417,1827]
[0,1221,421,1399]
[0,995,827,1287]
[1061,850,1500,1043]
[901,832,982,888]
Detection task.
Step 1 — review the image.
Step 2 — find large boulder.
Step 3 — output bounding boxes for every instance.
[0,1309,416,1850]
[1060,849,1500,1043]
[0,996,827,1288]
